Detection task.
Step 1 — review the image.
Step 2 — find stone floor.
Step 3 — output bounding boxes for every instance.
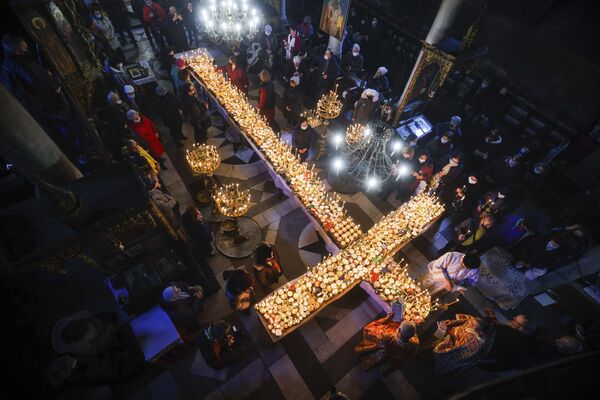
[79,30,600,399]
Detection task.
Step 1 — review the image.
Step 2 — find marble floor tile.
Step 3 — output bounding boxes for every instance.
[263,207,282,225]
[381,370,420,400]
[253,212,269,229]
[330,371,364,400]
[299,319,328,351]
[268,354,312,400]
[220,358,270,400]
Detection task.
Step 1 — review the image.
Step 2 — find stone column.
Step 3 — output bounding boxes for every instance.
[280,0,288,29]
[327,35,344,58]
[0,84,82,185]
[393,0,465,126]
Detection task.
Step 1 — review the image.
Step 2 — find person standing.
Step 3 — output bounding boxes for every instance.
[253,243,282,289]
[312,48,339,102]
[220,55,249,95]
[180,82,211,143]
[367,67,391,99]
[257,69,276,128]
[132,0,156,49]
[292,117,314,161]
[164,6,188,52]
[282,76,303,127]
[340,43,364,77]
[259,24,278,69]
[283,55,307,84]
[182,1,199,48]
[182,207,215,257]
[142,0,166,49]
[283,25,302,61]
[420,251,481,296]
[90,4,119,51]
[126,110,167,169]
[149,180,180,226]
[153,85,187,146]
[100,0,137,47]
[352,88,379,124]
[223,268,255,313]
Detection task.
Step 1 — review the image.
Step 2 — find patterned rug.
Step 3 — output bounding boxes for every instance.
[475,247,541,310]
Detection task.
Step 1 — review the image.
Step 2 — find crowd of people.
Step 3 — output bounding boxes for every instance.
[2,1,597,397]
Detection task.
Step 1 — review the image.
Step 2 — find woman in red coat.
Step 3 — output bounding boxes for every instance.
[257,69,276,129]
[220,55,249,95]
[126,110,167,169]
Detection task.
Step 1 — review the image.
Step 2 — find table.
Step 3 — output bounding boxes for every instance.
[129,306,182,362]
[189,70,342,255]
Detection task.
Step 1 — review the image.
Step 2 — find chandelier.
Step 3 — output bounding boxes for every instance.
[201,0,261,44]
[186,143,221,176]
[316,86,342,124]
[213,183,251,218]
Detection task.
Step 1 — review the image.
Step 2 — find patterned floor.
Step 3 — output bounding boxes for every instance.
[124,38,600,400]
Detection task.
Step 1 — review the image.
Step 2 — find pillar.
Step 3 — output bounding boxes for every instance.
[393,0,465,126]
[0,84,82,185]
[327,35,343,58]
[280,0,288,29]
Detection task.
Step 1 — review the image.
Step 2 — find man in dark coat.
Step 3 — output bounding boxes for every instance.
[164,6,188,52]
[182,1,199,48]
[180,82,210,143]
[312,48,340,102]
[100,0,137,47]
[340,43,364,77]
[153,85,187,146]
[182,207,214,257]
[282,76,303,127]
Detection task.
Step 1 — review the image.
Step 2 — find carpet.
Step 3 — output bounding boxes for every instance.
[475,247,541,310]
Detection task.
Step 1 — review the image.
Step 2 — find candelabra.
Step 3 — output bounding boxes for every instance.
[213,183,251,243]
[186,143,221,204]
[345,124,364,145]
[316,86,343,125]
[200,0,260,45]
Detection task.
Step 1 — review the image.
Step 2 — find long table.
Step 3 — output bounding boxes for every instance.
[189,69,343,256]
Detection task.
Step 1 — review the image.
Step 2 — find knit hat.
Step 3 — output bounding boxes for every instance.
[399,321,416,340]
[176,58,186,69]
[290,76,300,85]
[377,66,388,75]
[155,85,168,96]
[123,84,135,94]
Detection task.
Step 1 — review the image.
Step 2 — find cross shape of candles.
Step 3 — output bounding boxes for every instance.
[255,193,445,337]
[183,50,446,338]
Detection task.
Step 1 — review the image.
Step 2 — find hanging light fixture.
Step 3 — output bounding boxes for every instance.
[200,0,261,45]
